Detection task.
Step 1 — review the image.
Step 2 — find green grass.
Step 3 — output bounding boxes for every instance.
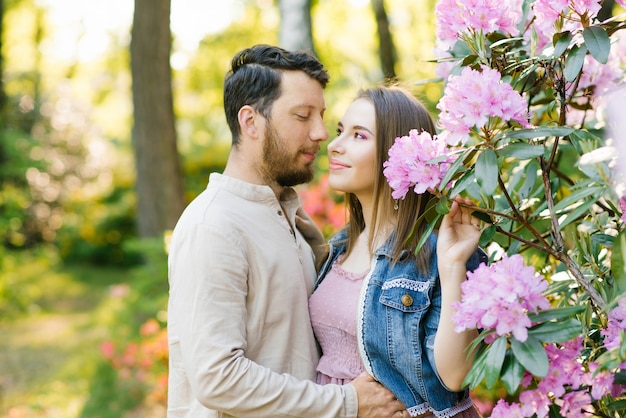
[0,251,136,417]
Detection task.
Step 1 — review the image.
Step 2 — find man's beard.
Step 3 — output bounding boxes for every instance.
[262,122,315,187]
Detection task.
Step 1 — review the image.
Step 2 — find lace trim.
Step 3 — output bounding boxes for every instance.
[356,258,377,376]
[331,255,370,281]
[382,278,429,292]
[407,397,474,418]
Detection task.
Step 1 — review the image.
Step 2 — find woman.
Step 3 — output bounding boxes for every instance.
[309,86,486,418]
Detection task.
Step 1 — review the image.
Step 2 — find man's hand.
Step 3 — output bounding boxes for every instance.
[351,372,410,418]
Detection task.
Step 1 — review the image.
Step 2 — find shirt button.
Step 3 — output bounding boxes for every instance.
[277,210,282,216]
[401,293,413,307]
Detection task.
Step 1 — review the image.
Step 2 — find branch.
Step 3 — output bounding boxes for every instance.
[558,252,606,309]
[495,226,556,254]
[496,175,552,249]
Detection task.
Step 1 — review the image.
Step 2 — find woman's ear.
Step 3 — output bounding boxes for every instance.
[238,105,262,140]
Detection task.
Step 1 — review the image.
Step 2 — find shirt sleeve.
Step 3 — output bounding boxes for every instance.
[168,222,358,418]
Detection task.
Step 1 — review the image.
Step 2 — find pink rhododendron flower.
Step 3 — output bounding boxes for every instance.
[586,362,615,400]
[570,0,602,18]
[602,297,626,350]
[519,389,551,418]
[434,0,524,50]
[501,337,619,416]
[560,390,592,418]
[383,129,456,199]
[437,65,530,145]
[568,33,626,126]
[531,0,603,51]
[452,254,550,341]
[490,399,526,417]
[621,197,626,223]
[539,338,586,397]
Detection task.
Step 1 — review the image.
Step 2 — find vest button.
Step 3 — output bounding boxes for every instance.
[401,293,413,307]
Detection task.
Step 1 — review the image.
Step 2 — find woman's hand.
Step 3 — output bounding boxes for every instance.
[436,195,482,266]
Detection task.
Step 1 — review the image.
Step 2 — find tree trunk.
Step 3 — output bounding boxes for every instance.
[371,0,397,81]
[130,0,184,238]
[279,0,315,53]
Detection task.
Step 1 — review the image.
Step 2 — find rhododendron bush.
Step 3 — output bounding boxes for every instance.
[383,0,626,416]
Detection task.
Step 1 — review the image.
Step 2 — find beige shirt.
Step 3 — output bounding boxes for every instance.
[167,173,357,418]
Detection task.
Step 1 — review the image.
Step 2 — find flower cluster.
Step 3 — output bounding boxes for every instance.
[602,297,626,351]
[436,65,531,145]
[490,336,620,418]
[532,0,603,51]
[434,0,523,50]
[451,254,550,342]
[382,129,456,199]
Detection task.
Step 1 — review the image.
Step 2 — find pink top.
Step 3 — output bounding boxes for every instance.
[309,256,369,385]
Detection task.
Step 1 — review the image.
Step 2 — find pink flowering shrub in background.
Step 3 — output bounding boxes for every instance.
[384,0,626,416]
[299,173,346,237]
[101,318,169,407]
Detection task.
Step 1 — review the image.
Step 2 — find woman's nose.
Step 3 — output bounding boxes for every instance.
[327,136,342,154]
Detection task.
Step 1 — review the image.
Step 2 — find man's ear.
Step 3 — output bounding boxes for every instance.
[238,105,262,139]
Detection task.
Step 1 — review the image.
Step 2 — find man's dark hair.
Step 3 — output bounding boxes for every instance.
[223,44,330,146]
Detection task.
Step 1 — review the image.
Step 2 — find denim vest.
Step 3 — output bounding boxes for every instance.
[315,229,487,418]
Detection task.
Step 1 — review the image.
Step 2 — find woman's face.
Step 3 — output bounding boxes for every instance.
[327,98,377,200]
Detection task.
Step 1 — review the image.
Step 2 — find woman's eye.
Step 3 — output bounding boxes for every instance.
[355,132,366,140]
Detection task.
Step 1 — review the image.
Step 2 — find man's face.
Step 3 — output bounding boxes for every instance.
[259,70,328,187]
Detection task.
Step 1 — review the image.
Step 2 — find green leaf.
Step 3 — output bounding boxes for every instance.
[479,224,496,247]
[552,31,572,58]
[414,217,439,257]
[511,335,548,377]
[497,143,546,159]
[583,26,610,64]
[591,233,615,247]
[607,400,626,416]
[506,126,575,139]
[558,198,597,230]
[564,44,587,82]
[490,36,525,49]
[435,195,450,215]
[528,318,582,343]
[484,336,508,388]
[471,210,492,224]
[463,345,488,389]
[449,169,476,196]
[500,351,525,395]
[552,186,600,213]
[475,149,498,195]
[528,305,586,323]
[438,148,474,192]
[612,231,626,293]
[518,160,539,199]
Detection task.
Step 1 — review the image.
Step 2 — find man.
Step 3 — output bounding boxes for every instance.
[167,44,408,418]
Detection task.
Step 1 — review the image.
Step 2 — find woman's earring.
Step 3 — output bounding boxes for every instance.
[394,200,399,210]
